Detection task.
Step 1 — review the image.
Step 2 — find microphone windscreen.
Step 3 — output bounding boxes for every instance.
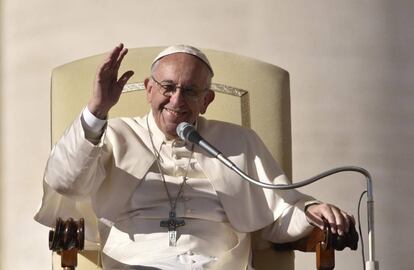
[176,122,203,144]
[176,122,194,141]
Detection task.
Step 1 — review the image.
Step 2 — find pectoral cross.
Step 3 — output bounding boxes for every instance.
[160,211,185,246]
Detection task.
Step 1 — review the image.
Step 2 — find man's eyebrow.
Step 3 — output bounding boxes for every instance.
[159,79,175,84]
[160,79,198,88]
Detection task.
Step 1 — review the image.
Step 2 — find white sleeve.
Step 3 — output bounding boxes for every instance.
[261,198,319,243]
[44,113,108,199]
[81,107,107,144]
[82,106,107,133]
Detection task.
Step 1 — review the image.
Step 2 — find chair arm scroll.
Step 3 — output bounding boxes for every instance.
[49,218,85,270]
[273,220,358,270]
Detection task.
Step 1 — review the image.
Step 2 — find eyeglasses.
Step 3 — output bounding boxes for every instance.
[151,76,207,101]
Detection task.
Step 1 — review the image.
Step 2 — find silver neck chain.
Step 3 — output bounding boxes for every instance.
[146,116,194,212]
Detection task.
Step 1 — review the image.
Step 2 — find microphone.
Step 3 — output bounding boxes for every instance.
[176,122,221,157]
[177,122,239,170]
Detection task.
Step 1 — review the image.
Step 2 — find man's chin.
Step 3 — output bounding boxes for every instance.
[161,123,181,139]
[160,115,193,137]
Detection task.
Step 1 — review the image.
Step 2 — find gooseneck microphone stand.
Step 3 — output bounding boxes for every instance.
[177,122,379,270]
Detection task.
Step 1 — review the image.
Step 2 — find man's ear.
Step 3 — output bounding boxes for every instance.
[144,78,152,102]
[200,89,215,114]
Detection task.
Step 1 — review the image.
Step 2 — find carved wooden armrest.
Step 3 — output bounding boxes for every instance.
[49,218,85,270]
[273,220,358,270]
[48,218,358,270]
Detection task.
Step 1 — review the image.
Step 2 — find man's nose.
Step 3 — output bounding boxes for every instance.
[169,87,186,104]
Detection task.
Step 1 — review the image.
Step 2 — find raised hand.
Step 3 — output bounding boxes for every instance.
[87,43,134,119]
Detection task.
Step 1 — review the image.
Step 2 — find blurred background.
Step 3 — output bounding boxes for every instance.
[1,0,413,269]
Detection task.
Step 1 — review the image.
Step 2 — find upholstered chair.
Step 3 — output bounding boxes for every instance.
[38,47,352,269]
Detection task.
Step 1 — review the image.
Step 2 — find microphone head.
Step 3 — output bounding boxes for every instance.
[176,122,195,141]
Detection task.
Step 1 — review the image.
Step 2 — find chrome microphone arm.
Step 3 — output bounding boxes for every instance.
[217,153,378,269]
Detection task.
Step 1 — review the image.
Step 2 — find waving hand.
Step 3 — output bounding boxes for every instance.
[87,43,134,119]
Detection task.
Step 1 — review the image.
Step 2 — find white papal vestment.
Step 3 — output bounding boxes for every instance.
[35,109,315,269]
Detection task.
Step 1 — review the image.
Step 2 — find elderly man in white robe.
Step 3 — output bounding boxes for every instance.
[36,44,354,269]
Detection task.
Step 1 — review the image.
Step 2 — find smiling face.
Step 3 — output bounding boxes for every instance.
[145,53,215,139]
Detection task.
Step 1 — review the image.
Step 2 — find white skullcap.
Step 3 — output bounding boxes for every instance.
[152,45,214,77]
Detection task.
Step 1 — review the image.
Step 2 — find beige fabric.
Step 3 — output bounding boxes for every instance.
[37,47,296,269]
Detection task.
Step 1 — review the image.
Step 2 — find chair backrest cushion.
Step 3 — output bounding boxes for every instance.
[48,47,294,270]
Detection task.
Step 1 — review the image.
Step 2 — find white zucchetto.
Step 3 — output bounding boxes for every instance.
[152,45,214,77]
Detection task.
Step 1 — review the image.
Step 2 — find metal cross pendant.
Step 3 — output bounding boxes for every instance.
[160,211,185,246]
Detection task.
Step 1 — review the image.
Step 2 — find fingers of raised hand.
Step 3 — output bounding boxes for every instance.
[114,47,129,71]
[90,44,133,116]
[96,44,132,90]
[100,44,127,74]
[117,70,135,90]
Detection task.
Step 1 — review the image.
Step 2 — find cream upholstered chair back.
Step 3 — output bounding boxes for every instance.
[50,47,294,269]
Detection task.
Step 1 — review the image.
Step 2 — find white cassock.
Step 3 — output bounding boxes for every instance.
[35,108,316,269]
